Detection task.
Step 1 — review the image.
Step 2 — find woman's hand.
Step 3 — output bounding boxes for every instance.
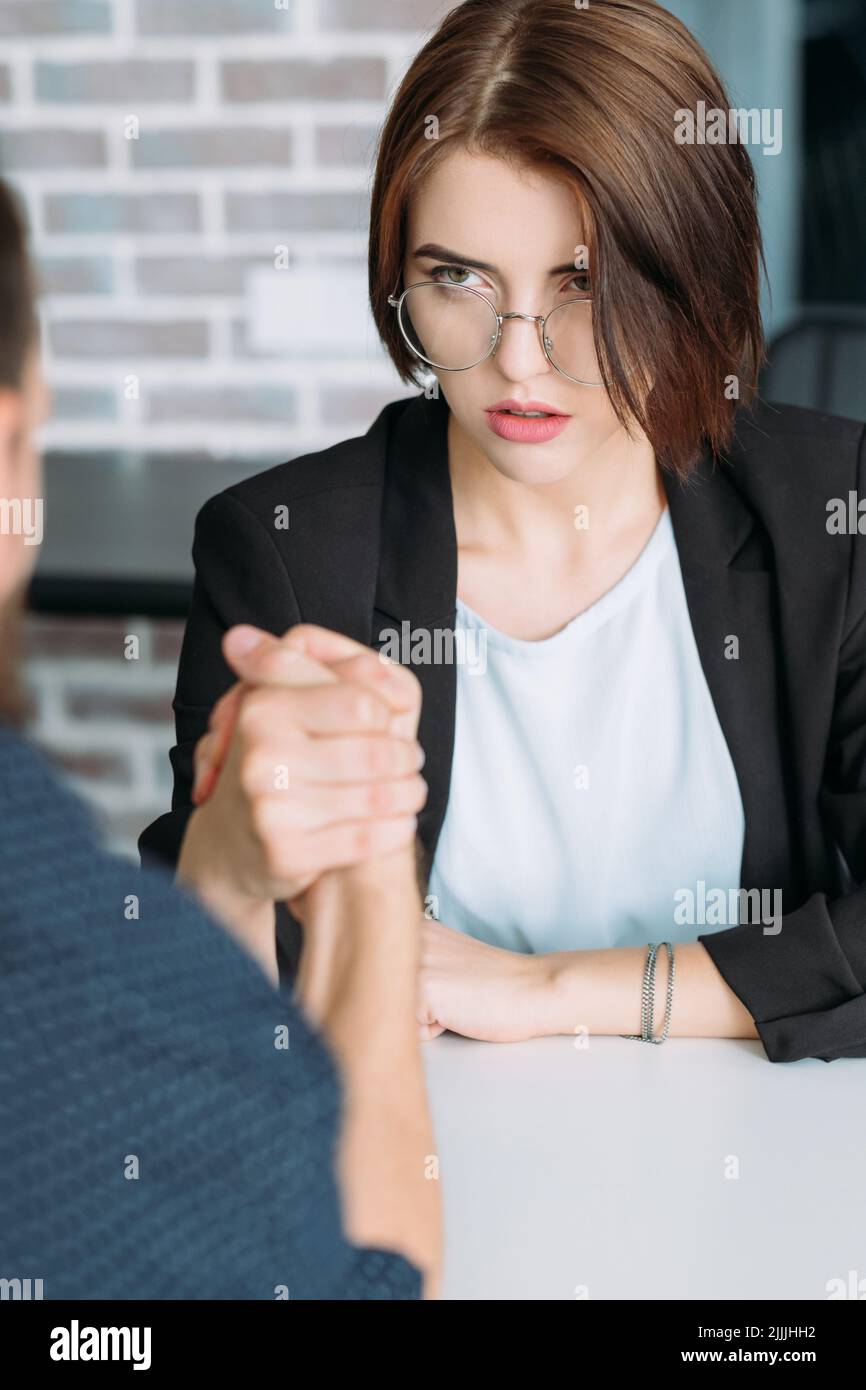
[417,918,555,1043]
[177,623,427,915]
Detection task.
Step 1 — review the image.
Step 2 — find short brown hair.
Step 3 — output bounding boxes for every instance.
[369,0,765,478]
[0,178,37,390]
[0,177,38,725]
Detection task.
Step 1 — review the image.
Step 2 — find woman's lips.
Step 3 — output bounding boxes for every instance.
[484,403,571,444]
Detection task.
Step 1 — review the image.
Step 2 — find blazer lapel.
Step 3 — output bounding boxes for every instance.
[662,449,801,902]
[373,391,457,876]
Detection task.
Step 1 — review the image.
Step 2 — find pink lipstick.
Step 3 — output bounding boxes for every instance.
[484,398,571,444]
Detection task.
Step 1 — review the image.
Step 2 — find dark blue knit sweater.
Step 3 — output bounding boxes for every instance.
[0,726,421,1300]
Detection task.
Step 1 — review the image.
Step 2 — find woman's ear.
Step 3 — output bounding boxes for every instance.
[0,369,44,606]
[0,384,26,486]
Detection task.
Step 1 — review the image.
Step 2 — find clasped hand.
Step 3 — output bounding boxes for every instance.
[185,622,552,1041]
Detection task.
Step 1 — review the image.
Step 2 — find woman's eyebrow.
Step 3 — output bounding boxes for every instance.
[412,242,579,277]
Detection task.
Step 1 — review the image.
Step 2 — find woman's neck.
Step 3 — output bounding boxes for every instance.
[446,410,668,640]
[447,411,665,566]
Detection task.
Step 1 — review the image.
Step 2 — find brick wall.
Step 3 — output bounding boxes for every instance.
[1,0,451,459]
[23,612,184,857]
[4,0,451,854]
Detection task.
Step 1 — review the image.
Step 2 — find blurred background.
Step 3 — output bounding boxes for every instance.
[0,0,863,853]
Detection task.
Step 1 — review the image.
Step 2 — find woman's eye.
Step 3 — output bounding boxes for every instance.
[429,264,482,287]
[567,271,592,296]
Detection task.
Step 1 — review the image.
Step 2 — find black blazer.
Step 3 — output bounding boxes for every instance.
[140,390,866,1064]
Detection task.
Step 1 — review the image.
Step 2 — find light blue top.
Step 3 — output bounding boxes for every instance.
[428,506,746,952]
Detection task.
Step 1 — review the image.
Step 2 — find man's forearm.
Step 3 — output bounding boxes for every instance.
[176,806,278,985]
[296,849,441,1294]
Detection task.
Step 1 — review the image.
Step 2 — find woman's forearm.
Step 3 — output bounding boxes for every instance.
[542,940,760,1039]
[296,851,441,1296]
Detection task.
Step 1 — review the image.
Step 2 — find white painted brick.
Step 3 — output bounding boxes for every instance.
[6,0,438,454]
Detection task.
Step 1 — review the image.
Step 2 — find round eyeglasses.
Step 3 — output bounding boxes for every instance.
[388,280,604,387]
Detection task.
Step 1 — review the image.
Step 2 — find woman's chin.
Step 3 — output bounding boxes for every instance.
[478,436,586,487]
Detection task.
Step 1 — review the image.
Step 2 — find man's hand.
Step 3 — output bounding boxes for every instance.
[177,623,426,929]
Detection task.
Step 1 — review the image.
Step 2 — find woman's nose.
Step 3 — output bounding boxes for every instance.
[490,312,552,381]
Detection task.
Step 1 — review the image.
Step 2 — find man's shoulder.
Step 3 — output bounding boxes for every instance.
[0,722,90,840]
[0,726,316,1061]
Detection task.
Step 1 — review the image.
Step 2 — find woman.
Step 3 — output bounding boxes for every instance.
[142,0,866,1063]
[0,176,437,1299]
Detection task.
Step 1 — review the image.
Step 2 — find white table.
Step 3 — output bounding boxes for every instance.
[423,1033,866,1301]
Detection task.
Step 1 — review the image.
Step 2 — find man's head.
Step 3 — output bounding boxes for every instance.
[0,178,50,723]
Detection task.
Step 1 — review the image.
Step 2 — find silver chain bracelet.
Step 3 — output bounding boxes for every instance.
[621,941,675,1043]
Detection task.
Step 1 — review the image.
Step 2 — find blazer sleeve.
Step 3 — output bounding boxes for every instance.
[698,433,866,1064]
[139,489,301,869]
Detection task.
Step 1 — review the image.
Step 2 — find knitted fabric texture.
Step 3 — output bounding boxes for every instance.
[0,726,421,1300]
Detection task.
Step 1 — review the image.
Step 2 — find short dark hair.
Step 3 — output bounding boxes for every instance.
[369,0,765,478]
[0,177,37,389]
[0,175,38,725]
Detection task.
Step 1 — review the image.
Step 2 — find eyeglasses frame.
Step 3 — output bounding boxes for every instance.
[387,278,605,387]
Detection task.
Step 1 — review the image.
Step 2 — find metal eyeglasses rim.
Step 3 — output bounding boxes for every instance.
[387,279,605,387]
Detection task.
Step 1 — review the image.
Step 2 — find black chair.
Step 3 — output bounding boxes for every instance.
[761,305,866,419]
